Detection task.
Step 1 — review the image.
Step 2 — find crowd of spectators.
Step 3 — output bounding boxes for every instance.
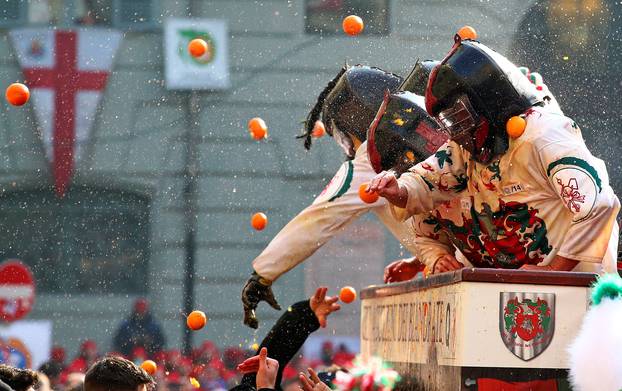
[35,338,353,391]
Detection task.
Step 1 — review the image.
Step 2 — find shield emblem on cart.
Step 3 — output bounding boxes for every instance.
[499,292,555,361]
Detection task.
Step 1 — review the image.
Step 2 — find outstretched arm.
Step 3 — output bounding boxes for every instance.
[239,288,340,390]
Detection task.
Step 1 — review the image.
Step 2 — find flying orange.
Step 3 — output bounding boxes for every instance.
[248,117,268,140]
[339,286,357,304]
[506,116,526,139]
[251,212,268,231]
[140,360,157,375]
[342,15,364,36]
[5,83,29,106]
[457,25,477,40]
[312,120,325,138]
[188,38,208,58]
[187,310,207,330]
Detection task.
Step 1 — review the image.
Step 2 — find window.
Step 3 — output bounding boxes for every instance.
[0,188,150,294]
[305,0,390,35]
[113,0,155,29]
[0,0,157,29]
[75,0,113,26]
[0,0,27,26]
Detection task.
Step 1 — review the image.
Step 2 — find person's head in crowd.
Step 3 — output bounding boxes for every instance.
[131,347,147,364]
[84,356,154,391]
[50,346,66,365]
[0,365,39,391]
[133,298,149,319]
[64,373,85,390]
[79,340,98,361]
[320,341,334,365]
[37,362,62,388]
[33,373,50,391]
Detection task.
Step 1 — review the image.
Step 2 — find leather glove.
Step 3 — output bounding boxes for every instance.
[241,271,281,329]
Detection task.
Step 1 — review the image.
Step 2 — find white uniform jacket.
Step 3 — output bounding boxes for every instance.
[393,106,620,272]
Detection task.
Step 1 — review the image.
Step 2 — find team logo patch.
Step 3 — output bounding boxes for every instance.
[499,292,555,361]
[313,161,353,204]
[550,167,597,221]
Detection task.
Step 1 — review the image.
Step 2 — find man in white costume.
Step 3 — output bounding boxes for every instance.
[369,38,620,275]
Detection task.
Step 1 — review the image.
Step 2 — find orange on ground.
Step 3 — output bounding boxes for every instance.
[358,183,379,204]
[342,15,364,36]
[506,116,526,139]
[188,38,208,58]
[457,25,477,40]
[187,310,207,330]
[248,117,268,140]
[340,286,357,303]
[251,212,268,231]
[141,360,157,375]
[312,120,325,138]
[5,83,29,106]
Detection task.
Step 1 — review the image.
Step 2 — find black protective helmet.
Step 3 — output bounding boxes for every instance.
[425,39,541,163]
[300,65,403,158]
[367,91,446,174]
[399,59,440,95]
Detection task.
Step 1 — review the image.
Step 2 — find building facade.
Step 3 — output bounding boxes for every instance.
[0,0,617,356]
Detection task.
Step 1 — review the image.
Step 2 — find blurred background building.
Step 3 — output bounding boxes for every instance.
[0,0,619,359]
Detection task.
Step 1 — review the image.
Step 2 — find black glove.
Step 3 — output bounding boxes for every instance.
[241,271,281,329]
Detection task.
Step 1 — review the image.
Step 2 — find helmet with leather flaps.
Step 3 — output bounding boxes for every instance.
[400,59,440,96]
[367,91,446,175]
[425,38,541,163]
[300,65,402,158]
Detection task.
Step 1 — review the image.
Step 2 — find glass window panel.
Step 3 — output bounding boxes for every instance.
[0,0,24,25]
[75,0,113,25]
[0,188,150,295]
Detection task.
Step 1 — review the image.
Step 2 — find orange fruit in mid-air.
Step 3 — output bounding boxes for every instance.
[312,120,325,138]
[339,286,357,304]
[342,15,364,36]
[358,183,379,204]
[187,310,207,330]
[506,116,526,139]
[457,25,477,40]
[5,83,29,106]
[140,360,157,375]
[248,117,268,140]
[251,212,268,231]
[188,38,208,58]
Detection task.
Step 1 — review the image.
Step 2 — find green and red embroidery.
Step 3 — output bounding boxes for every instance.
[425,200,552,268]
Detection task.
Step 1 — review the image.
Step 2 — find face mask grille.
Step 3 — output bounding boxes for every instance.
[437,94,479,140]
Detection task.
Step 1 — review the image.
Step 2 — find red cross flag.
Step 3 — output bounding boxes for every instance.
[9,29,122,197]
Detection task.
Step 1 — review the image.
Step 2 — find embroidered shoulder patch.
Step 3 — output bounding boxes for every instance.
[549,166,598,221]
[313,160,354,204]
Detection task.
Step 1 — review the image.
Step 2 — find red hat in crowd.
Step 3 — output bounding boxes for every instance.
[51,346,66,363]
[134,298,149,314]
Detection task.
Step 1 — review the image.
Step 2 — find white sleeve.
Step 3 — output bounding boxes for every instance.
[539,125,621,263]
[252,158,388,282]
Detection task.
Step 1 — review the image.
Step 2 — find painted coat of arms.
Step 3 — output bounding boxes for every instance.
[499,292,555,361]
